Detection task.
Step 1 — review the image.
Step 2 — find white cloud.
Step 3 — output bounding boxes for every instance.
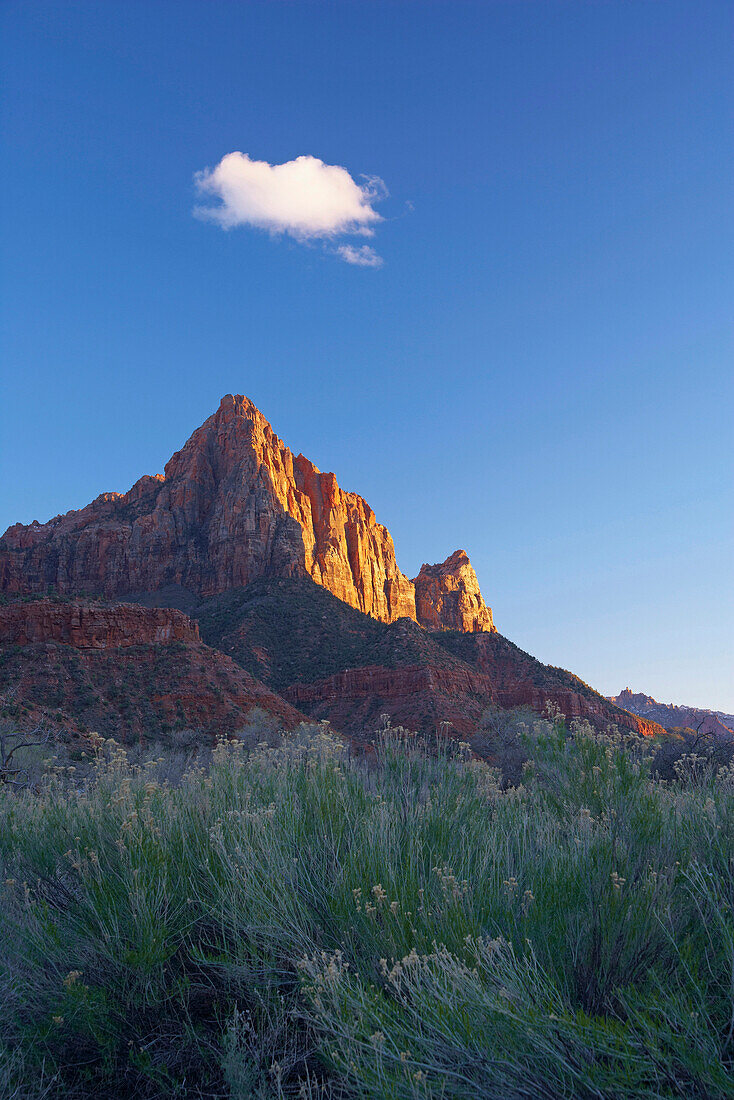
[335,244,384,268]
[194,153,387,265]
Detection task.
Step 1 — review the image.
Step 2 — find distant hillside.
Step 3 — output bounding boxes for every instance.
[610,688,734,739]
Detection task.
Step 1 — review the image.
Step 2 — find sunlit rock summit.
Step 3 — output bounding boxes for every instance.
[0,396,666,743]
[0,395,494,634]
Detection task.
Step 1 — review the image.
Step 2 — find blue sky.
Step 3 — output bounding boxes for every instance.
[2,1,732,710]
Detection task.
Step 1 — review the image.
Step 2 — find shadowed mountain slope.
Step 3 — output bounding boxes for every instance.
[132,578,663,740]
[0,599,305,741]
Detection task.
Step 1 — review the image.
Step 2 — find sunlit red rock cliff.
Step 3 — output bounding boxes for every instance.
[0,395,493,634]
[1,396,663,744]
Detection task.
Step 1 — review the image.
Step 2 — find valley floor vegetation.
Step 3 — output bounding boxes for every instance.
[1,713,734,1099]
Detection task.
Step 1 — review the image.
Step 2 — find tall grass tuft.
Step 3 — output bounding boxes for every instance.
[1,716,733,1097]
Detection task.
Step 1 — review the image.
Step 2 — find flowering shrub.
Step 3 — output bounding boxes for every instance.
[1,717,733,1097]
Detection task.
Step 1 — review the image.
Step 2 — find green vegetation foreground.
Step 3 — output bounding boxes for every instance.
[1,718,734,1099]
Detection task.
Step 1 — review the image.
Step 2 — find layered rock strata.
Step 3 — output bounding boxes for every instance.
[0,600,199,649]
[1,395,493,632]
[285,664,497,738]
[0,600,305,737]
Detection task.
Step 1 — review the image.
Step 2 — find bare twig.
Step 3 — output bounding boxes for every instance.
[0,690,55,790]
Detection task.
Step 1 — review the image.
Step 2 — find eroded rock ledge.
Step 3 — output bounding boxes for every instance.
[0,600,199,649]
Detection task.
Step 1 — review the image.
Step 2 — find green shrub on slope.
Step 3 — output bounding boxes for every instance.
[1,718,733,1098]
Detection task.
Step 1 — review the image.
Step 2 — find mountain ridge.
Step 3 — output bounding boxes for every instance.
[610,688,734,739]
[131,578,663,739]
[1,395,493,633]
[0,397,667,744]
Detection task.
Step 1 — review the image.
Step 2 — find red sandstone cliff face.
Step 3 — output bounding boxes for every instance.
[0,600,199,649]
[287,664,497,709]
[283,659,661,740]
[285,664,496,737]
[0,395,492,632]
[0,599,305,738]
[413,550,494,632]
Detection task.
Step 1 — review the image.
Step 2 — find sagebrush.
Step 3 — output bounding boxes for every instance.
[1,715,733,1098]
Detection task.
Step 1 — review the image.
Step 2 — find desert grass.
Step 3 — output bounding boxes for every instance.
[1,717,733,1098]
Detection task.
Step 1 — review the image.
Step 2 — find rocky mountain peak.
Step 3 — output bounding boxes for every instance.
[413,550,494,633]
[1,396,494,634]
[610,687,734,738]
